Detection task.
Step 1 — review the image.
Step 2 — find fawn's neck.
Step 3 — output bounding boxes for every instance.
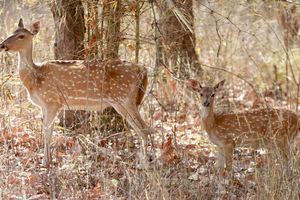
[18,43,36,72]
[201,104,215,131]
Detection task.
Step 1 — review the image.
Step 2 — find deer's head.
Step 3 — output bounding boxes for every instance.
[0,18,40,53]
[187,79,225,108]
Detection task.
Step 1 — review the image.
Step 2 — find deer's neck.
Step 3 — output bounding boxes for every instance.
[201,104,215,131]
[18,44,36,72]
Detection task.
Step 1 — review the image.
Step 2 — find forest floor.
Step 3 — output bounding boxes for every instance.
[0,93,299,200]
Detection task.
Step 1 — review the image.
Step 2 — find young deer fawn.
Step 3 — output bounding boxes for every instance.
[0,19,152,166]
[187,79,299,171]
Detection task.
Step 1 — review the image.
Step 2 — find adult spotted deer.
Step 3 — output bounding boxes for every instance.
[0,19,151,166]
[187,79,299,171]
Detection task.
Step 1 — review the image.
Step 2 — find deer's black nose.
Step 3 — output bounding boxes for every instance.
[203,101,210,107]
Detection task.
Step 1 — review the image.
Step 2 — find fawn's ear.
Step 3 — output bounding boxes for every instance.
[214,79,225,91]
[30,21,40,35]
[187,79,202,92]
[18,18,24,29]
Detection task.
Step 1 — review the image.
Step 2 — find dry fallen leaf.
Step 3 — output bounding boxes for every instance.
[159,137,179,166]
[88,183,102,199]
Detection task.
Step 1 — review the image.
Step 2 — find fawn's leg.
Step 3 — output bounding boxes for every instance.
[215,146,226,169]
[214,140,234,178]
[224,140,235,171]
[42,105,60,167]
[276,139,291,171]
[211,136,227,170]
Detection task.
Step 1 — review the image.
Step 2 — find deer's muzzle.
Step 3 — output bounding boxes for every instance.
[203,101,210,107]
[0,43,8,52]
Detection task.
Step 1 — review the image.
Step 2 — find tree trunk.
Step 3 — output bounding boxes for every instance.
[103,0,122,59]
[156,0,202,77]
[86,0,100,58]
[51,0,88,129]
[277,4,300,49]
[99,0,128,133]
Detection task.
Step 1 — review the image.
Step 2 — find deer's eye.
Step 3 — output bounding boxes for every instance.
[211,94,215,97]
[200,93,203,96]
[18,35,25,39]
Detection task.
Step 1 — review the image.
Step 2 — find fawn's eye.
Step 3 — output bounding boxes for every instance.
[18,35,25,39]
[211,94,215,97]
[200,93,203,96]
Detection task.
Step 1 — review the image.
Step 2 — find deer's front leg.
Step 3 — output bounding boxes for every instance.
[209,134,227,170]
[215,147,226,169]
[214,140,235,178]
[224,140,235,171]
[43,124,54,167]
[42,105,60,167]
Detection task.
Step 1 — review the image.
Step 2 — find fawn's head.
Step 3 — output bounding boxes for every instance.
[0,18,40,53]
[187,79,225,108]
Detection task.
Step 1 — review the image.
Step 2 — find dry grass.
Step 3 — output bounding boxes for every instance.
[1,0,300,199]
[0,86,299,199]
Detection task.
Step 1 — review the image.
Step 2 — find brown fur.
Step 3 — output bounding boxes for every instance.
[0,19,152,166]
[187,79,300,171]
[19,59,147,108]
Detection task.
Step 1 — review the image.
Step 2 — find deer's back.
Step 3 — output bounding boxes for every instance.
[212,109,299,146]
[20,59,145,107]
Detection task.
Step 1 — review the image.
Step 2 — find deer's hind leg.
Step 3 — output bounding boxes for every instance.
[110,102,151,144]
[275,138,290,167]
[111,101,153,168]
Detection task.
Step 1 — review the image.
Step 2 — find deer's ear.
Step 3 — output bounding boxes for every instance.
[18,18,24,28]
[214,79,225,91]
[30,21,40,35]
[187,79,202,92]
